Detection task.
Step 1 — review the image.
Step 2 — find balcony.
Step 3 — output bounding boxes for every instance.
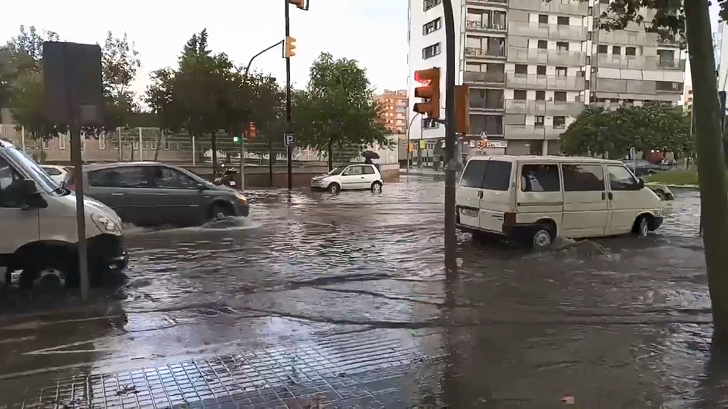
[466,0,508,7]
[598,31,658,47]
[508,0,587,15]
[465,46,506,59]
[507,47,586,66]
[466,19,507,34]
[470,90,505,110]
[505,100,585,116]
[464,70,506,85]
[505,125,564,140]
[596,54,686,71]
[506,74,585,91]
[508,22,587,42]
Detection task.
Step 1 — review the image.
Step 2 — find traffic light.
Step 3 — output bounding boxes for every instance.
[249,122,257,138]
[284,36,296,58]
[455,84,470,135]
[289,0,306,9]
[233,135,241,144]
[413,68,440,119]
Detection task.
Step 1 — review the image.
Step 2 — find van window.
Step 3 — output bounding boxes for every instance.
[607,165,639,190]
[562,164,605,191]
[89,167,151,188]
[460,160,512,191]
[521,164,560,192]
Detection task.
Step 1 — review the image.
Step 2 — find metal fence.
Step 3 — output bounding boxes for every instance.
[0,125,400,166]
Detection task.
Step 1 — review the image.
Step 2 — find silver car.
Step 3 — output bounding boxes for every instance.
[64,162,250,227]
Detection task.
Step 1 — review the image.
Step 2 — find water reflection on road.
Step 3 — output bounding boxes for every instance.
[0,180,722,407]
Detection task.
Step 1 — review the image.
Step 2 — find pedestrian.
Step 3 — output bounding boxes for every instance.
[439,155,444,171]
[364,157,373,165]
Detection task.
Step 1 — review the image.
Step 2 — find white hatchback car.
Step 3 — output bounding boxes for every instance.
[310,164,383,193]
[41,165,70,185]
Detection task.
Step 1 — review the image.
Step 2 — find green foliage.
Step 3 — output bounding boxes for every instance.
[295,52,389,161]
[560,105,692,159]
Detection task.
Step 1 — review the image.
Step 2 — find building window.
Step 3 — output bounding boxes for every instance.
[514,90,527,100]
[423,118,439,129]
[554,91,567,101]
[423,0,441,11]
[557,16,569,25]
[423,17,442,35]
[612,45,621,55]
[553,116,566,128]
[538,14,548,24]
[59,135,66,150]
[556,66,567,76]
[536,65,546,76]
[598,44,608,53]
[556,41,569,51]
[515,64,528,74]
[99,134,106,149]
[535,115,545,127]
[626,46,637,56]
[538,40,548,49]
[422,43,441,59]
[536,91,546,101]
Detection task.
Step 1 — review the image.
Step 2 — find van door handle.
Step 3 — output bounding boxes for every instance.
[111,193,124,196]
[601,192,606,200]
[477,191,483,199]
[156,193,170,196]
[608,192,613,200]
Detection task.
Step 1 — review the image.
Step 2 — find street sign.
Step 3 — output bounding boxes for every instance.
[284,133,295,147]
[419,140,426,149]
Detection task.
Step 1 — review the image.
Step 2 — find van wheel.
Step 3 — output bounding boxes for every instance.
[20,250,79,290]
[529,225,554,249]
[634,216,651,238]
[371,181,382,193]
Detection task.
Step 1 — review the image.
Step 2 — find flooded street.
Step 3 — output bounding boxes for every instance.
[0,177,721,407]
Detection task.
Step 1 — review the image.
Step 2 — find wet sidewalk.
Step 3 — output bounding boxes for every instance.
[1,329,433,408]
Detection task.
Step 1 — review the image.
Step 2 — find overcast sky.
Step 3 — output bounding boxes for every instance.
[1,0,409,95]
[1,1,724,93]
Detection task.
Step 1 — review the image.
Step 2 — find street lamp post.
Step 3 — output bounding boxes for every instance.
[243,40,285,189]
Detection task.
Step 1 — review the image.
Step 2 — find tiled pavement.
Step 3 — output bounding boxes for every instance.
[1,330,444,408]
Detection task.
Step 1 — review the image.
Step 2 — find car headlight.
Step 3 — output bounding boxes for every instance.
[91,213,122,234]
[234,192,248,206]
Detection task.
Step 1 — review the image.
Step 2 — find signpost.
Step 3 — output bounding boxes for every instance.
[284,133,295,147]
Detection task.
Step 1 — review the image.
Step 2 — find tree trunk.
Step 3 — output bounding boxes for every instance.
[327,137,333,171]
[685,0,728,345]
[211,133,218,174]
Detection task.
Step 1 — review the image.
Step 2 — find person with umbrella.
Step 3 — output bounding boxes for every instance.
[362,150,380,165]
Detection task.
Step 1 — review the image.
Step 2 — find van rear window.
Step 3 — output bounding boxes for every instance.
[460,160,512,191]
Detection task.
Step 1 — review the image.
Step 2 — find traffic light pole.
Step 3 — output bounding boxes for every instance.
[443,0,458,277]
[285,0,293,190]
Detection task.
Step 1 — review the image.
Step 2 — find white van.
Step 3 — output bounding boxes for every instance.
[456,155,665,248]
[0,139,128,289]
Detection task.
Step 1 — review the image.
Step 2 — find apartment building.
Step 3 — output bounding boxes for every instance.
[374,89,409,134]
[408,0,685,158]
[682,84,693,111]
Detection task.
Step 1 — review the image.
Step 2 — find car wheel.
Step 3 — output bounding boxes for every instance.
[210,202,234,220]
[654,190,666,200]
[371,181,382,193]
[529,225,554,249]
[20,250,78,290]
[328,183,341,194]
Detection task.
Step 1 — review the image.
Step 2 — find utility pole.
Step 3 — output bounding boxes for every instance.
[285,0,293,190]
[443,0,457,276]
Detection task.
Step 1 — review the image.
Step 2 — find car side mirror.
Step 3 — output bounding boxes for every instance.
[638,177,645,189]
[197,183,207,191]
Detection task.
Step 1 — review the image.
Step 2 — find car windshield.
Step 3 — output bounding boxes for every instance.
[327,167,346,175]
[5,146,62,194]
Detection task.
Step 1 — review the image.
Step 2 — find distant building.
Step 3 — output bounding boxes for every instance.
[374,89,409,134]
[683,84,693,111]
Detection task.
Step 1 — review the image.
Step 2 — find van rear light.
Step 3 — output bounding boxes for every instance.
[504,212,516,225]
[68,184,75,191]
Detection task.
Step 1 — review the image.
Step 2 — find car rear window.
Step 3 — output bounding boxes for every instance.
[460,160,512,191]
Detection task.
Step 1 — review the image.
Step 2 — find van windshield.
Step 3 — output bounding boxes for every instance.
[5,146,61,193]
[460,160,512,191]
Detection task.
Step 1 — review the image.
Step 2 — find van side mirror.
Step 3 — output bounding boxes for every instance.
[638,177,645,189]
[197,183,207,191]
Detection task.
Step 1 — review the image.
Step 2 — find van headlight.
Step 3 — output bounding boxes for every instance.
[91,213,122,234]
[234,191,248,206]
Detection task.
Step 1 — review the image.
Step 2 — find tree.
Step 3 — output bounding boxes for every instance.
[560,105,692,158]
[297,52,389,170]
[102,31,142,159]
[586,0,728,344]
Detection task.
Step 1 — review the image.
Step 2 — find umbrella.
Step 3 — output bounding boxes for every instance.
[362,151,380,160]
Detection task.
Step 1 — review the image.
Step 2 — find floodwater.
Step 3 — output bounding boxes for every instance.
[0,177,721,407]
